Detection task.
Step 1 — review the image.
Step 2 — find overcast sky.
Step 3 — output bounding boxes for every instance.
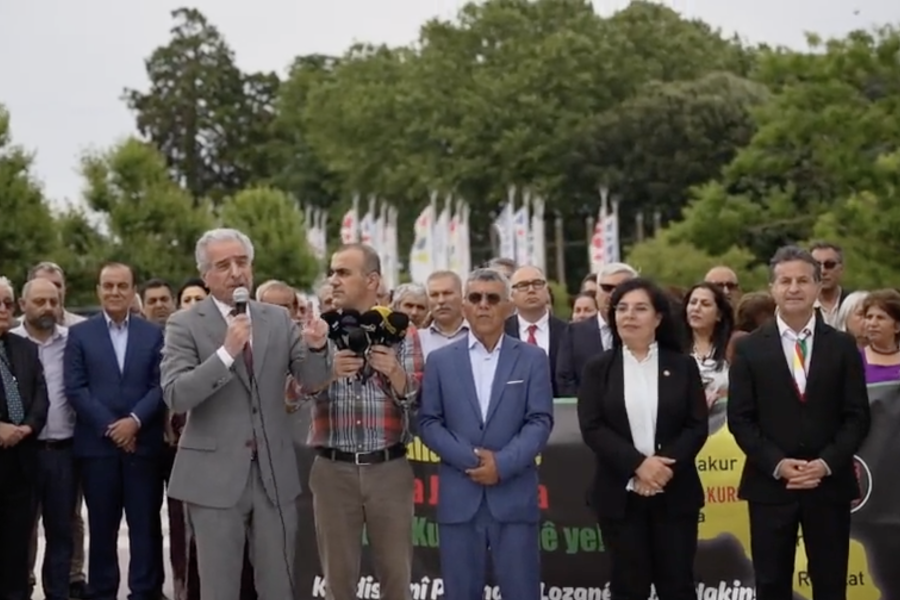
[0,0,894,206]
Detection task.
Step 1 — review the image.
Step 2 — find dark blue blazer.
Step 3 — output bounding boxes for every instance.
[418,335,554,525]
[64,314,165,458]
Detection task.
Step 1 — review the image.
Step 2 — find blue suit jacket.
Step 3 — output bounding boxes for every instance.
[418,335,554,524]
[64,315,165,458]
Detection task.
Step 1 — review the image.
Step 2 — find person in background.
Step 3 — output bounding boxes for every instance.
[376,280,391,306]
[810,241,851,326]
[556,263,638,397]
[12,279,75,600]
[860,289,900,384]
[683,283,736,435]
[577,278,707,600]
[392,283,430,329]
[571,293,598,323]
[130,294,144,317]
[25,262,88,599]
[65,262,166,600]
[316,283,335,313]
[418,268,554,600]
[834,291,868,348]
[0,276,50,600]
[580,273,598,297]
[141,279,176,327]
[485,257,517,280]
[734,292,776,334]
[728,245,870,600]
[704,266,742,306]
[419,271,469,359]
[176,279,208,310]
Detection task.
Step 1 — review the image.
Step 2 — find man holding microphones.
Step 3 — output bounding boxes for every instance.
[309,243,423,600]
[160,228,332,600]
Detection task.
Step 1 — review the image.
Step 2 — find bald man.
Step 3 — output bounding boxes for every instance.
[704,266,741,304]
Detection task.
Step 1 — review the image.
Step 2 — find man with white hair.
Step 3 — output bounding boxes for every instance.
[161,228,332,600]
[555,262,638,397]
[391,283,429,329]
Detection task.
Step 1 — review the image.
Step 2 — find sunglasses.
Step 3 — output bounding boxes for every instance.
[0,298,13,310]
[818,260,839,270]
[467,292,502,306]
[711,281,740,291]
[598,283,617,293]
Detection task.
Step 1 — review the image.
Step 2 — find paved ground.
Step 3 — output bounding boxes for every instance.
[33,502,176,600]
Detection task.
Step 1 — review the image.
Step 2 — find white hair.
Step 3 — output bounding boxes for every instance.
[195,228,255,273]
[392,283,427,308]
[834,291,868,333]
[465,268,512,299]
[596,262,638,282]
[255,279,291,301]
[0,276,14,299]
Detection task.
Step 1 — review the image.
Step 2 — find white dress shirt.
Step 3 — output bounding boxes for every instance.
[597,314,613,350]
[10,324,73,440]
[104,312,129,373]
[419,319,469,360]
[622,343,659,491]
[214,295,252,369]
[518,312,550,355]
[468,332,503,420]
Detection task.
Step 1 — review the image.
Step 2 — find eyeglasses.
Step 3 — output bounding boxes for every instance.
[818,260,839,270]
[711,281,740,291]
[0,298,13,311]
[467,292,502,306]
[512,279,546,291]
[598,283,617,293]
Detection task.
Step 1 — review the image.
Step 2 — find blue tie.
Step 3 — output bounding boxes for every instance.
[0,342,25,425]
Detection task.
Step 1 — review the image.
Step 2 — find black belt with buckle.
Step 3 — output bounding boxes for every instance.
[36,438,73,450]
[317,443,406,466]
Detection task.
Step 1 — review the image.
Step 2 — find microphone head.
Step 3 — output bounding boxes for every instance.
[358,310,382,333]
[233,287,250,314]
[320,310,344,340]
[387,311,410,335]
[340,309,361,328]
[346,328,370,355]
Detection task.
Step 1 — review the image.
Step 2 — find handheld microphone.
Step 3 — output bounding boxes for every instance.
[233,287,250,315]
[360,306,409,346]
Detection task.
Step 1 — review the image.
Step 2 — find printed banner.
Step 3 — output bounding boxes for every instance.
[290,383,900,600]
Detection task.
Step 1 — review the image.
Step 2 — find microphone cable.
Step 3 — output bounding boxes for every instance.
[245,353,298,600]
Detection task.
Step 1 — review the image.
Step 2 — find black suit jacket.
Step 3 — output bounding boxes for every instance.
[576,347,708,519]
[727,319,870,504]
[504,313,566,397]
[556,318,606,397]
[0,332,50,479]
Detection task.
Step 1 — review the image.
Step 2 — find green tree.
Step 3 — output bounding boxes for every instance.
[125,8,280,204]
[52,207,112,306]
[0,105,58,286]
[219,187,319,289]
[669,26,900,264]
[80,138,214,282]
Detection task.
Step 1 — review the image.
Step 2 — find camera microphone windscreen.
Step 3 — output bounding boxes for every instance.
[359,310,382,334]
[347,328,370,355]
[387,311,410,337]
[233,287,250,315]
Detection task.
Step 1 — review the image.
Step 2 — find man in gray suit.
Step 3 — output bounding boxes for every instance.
[160,228,332,600]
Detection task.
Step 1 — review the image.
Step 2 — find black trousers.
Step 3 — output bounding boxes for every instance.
[748,499,851,600]
[599,495,699,600]
[0,453,37,600]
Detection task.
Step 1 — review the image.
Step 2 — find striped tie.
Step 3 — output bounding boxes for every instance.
[792,329,811,400]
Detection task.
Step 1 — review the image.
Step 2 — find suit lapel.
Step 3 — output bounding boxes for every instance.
[761,322,802,401]
[504,316,520,339]
[94,317,123,380]
[548,316,563,367]
[589,318,605,352]
[655,349,679,446]
[250,301,270,381]
[455,342,483,422]
[121,318,140,378]
[805,319,832,398]
[485,337,520,425]
[197,298,251,392]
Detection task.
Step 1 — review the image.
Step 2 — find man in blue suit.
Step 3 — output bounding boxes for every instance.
[418,268,554,600]
[64,263,165,600]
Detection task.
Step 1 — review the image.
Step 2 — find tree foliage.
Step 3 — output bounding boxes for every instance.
[219,187,319,290]
[124,8,279,204]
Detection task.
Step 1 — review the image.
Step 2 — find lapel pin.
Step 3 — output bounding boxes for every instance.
[663,370,671,377]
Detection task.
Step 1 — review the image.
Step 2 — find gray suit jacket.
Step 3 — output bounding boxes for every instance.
[161,297,331,509]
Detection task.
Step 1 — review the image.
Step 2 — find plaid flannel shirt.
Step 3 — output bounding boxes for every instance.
[307,327,423,453]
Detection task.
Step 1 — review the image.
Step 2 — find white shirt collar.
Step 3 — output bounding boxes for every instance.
[104,312,129,330]
[623,342,658,364]
[776,312,817,339]
[430,319,469,337]
[519,311,549,331]
[11,323,67,343]
[468,331,503,354]
[597,313,608,329]
[211,295,246,320]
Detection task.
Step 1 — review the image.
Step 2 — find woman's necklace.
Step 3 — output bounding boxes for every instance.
[692,340,714,360]
[869,343,900,355]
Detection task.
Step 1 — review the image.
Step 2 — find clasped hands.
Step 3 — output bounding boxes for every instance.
[0,422,32,448]
[632,455,677,497]
[466,448,500,486]
[332,346,401,379]
[107,417,139,453]
[778,458,828,490]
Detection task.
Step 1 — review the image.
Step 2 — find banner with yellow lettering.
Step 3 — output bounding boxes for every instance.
[291,383,899,600]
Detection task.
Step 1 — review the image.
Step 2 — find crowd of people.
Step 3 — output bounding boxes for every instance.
[0,230,894,600]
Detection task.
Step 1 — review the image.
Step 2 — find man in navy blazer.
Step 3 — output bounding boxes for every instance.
[64,263,165,600]
[418,268,554,600]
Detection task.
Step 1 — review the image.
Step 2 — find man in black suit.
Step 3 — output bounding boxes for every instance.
[504,265,567,397]
[728,245,870,600]
[556,263,637,397]
[0,276,50,600]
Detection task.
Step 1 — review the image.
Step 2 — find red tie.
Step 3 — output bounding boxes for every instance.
[526,324,538,345]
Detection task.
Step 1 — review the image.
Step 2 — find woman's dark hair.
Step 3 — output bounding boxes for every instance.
[682,282,735,369]
[570,292,599,309]
[176,277,209,305]
[735,292,776,332]
[607,278,682,353]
